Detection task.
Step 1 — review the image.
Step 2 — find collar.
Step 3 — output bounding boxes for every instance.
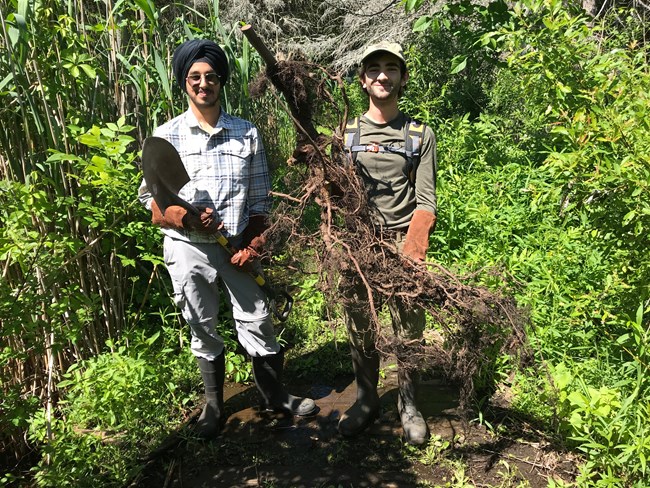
[361,111,405,128]
[183,108,235,135]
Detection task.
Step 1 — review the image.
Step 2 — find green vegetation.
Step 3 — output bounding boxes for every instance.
[1,0,649,486]
[405,0,650,485]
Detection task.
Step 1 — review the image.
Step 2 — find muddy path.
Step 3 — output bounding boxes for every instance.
[131,357,578,488]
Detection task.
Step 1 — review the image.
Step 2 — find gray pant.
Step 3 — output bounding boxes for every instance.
[163,236,281,360]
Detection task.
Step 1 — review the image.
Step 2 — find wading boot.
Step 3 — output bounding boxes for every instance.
[398,367,429,446]
[338,347,381,436]
[195,353,225,439]
[252,349,317,416]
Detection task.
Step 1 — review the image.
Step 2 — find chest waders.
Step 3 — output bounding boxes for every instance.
[338,118,430,445]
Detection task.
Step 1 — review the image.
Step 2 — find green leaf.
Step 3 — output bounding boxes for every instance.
[145,331,160,346]
[80,64,97,79]
[117,254,136,267]
[154,50,172,102]
[0,73,13,91]
[412,15,431,33]
[404,0,424,13]
[567,390,586,408]
[450,56,467,74]
[132,0,157,24]
[46,151,82,162]
[622,210,636,226]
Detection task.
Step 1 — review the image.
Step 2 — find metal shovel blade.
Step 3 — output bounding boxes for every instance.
[142,136,199,215]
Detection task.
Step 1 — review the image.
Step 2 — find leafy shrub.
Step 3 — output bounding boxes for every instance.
[409,0,650,482]
[548,307,650,486]
[57,343,171,430]
[26,327,198,487]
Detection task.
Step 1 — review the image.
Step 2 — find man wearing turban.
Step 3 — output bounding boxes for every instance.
[139,39,316,439]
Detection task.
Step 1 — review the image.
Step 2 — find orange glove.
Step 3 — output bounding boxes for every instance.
[402,209,436,262]
[151,200,221,234]
[230,214,269,270]
[151,200,186,228]
[191,207,223,234]
[230,247,260,271]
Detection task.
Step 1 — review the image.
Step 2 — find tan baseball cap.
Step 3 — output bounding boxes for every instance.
[360,41,405,64]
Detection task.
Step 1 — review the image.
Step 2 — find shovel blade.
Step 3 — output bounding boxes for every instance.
[142,136,198,215]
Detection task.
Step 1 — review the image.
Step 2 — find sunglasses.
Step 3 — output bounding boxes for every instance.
[186,72,220,86]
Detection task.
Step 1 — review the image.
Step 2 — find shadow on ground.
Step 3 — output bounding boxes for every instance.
[129,348,578,488]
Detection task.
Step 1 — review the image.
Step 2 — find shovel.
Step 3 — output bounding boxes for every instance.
[141,136,293,322]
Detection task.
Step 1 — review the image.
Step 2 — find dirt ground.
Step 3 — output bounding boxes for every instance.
[131,358,579,488]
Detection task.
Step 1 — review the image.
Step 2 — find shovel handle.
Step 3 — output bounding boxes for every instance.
[213,231,292,321]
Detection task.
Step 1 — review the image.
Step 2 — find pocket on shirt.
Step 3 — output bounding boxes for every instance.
[217,148,251,181]
[219,137,249,156]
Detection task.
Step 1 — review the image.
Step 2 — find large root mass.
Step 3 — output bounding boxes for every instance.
[252,55,529,409]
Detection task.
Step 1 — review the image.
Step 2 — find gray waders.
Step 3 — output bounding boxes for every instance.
[398,367,429,445]
[338,347,381,436]
[252,349,317,416]
[195,353,225,439]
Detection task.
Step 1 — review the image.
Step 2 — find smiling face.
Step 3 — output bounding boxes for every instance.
[360,52,408,102]
[185,61,222,111]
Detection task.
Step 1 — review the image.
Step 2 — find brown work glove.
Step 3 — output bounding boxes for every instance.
[402,209,437,262]
[151,200,221,234]
[230,214,269,270]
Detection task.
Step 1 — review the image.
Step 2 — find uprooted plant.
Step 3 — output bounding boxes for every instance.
[242,25,529,409]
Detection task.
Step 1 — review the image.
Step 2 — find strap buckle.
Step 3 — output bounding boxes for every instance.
[366,143,381,153]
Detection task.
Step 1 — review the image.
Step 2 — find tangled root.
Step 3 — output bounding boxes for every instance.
[254,59,530,409]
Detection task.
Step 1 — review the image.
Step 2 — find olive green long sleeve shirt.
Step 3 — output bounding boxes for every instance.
[354,112,437,230]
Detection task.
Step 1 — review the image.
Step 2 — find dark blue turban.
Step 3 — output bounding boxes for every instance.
[172,39,229,91]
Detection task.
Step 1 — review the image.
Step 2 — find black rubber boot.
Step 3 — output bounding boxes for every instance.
[195,353,225,439]
[338,347,381,436]
[252,349,317,416]
[398,367,429,446]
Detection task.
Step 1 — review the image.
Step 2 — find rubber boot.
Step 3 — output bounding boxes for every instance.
[195,353,225,439]
[338,347,381,436]
[397,367,429,446]
[252,349,317,416]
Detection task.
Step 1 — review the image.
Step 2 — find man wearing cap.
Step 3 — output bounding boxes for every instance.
[138,39,316,439]
[338,41,437,446]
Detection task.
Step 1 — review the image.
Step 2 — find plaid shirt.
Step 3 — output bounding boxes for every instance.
[139,109,272,243]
